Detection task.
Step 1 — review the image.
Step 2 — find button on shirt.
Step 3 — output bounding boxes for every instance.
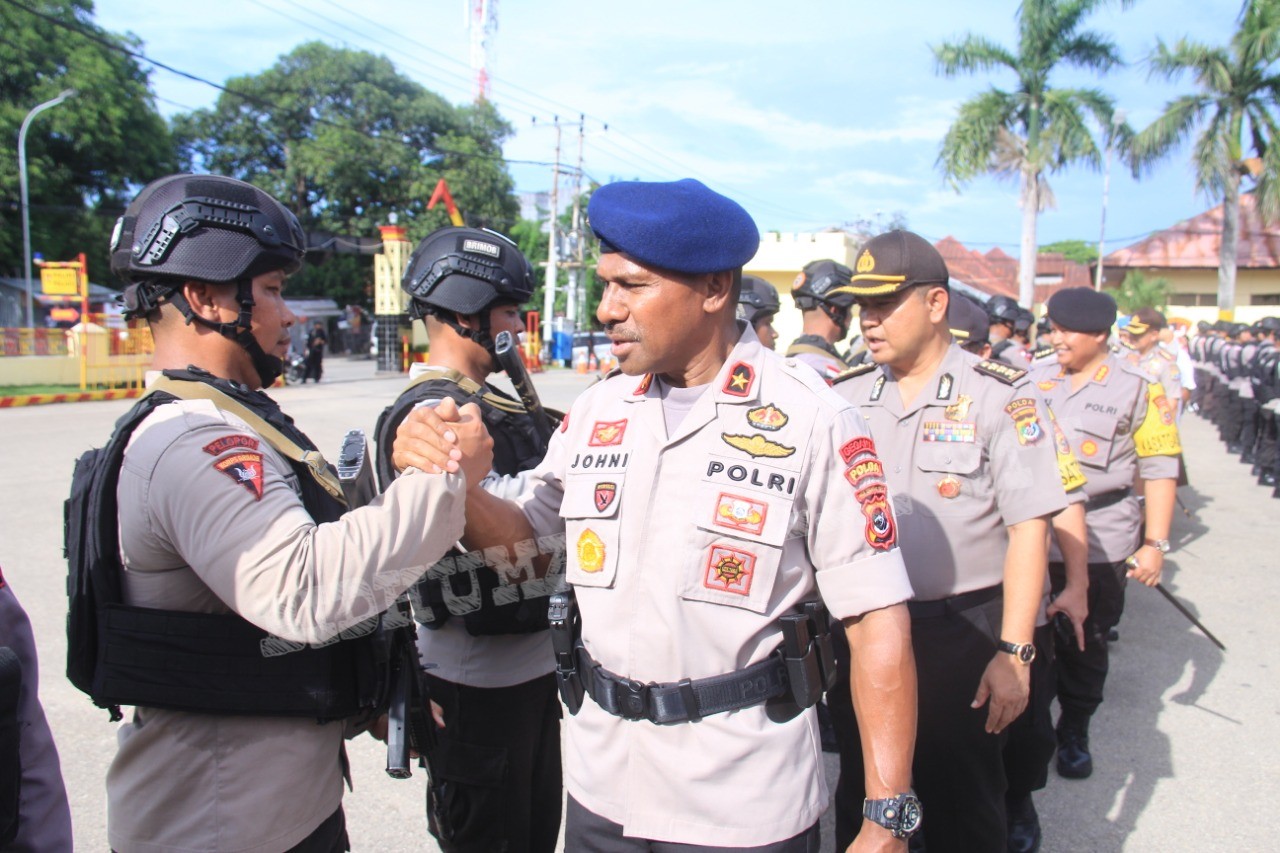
[1029,355,1181,563]
[834,346,1068,601]
[513,326,913,847]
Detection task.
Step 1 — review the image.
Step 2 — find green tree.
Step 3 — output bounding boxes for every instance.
[934,0,1131,308]
[1130,0,1280,318]
[1114,270,1171,312]
[171,42,519,299]
[1040,239,1099,264]
[0,0,175,283]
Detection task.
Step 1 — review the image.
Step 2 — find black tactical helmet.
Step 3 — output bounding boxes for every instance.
[791,259,855,310]
[110,174,306,388]
[403,226,535,321]
[737,275,780,326]
[987,295,1021,326]
[1013,307,1035,336]
[1258,317,1280,334]
[112,174,305,317]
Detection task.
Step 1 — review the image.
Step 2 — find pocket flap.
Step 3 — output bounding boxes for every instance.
[693,481,792,546]
[559,473,625,520]
[914,442,981,475]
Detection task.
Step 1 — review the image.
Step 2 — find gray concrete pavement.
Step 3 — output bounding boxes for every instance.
[0,358,1275,851]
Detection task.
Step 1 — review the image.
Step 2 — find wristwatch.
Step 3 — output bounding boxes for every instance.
[997,640,1036,664]
[1144,538,1172,553]
[863,792,922,839]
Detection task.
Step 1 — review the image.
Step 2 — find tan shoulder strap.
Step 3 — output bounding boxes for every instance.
[404,366,528,415]
[149,377,346,503]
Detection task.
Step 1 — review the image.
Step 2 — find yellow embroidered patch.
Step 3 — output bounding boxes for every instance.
[1134,382,1182,458]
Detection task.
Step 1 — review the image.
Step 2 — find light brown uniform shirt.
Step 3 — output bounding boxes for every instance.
[515,327,913,847]
[1029,355,1181,563]
[834,345,1068,600]
[1128,346,1183,407]
[109,395,466,853]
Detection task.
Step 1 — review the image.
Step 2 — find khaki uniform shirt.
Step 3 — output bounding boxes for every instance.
[110,394,466,853]
[785,336,849,382]
[1029,355,1181,563]
[515,327,913,846]
[834,345,1068,600]
[1128,346,1183,407]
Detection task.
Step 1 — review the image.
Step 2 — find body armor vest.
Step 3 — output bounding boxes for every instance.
[65,369,383,720]
[375,369,556,636]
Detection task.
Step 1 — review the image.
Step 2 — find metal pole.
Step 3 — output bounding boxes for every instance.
[19,89,76,328]
[542,119,561,361]
[1094,109,1125,291]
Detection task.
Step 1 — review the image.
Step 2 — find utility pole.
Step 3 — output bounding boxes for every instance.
[566,117,585,331]
[1095,109,1126,291]
[542,118,561,357]
[19,89,76,328]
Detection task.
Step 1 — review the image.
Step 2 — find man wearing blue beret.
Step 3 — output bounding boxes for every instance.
[396,178,921,850]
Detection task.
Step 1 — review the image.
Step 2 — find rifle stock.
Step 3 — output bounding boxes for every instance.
[494,331,553,444]
[335,429,433,779]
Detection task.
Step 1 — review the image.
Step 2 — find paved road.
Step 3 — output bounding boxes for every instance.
[1,358,1275,851]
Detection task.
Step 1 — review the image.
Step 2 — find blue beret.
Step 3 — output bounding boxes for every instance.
[1046,287,1117,333]
[587,179,759,274]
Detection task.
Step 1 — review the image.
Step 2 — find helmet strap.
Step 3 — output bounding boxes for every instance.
[820,302,851,339]
[169,279,283,387]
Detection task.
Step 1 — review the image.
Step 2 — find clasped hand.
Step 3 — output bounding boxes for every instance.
[391,397,495,488]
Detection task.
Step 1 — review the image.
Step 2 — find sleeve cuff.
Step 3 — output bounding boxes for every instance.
[816,549,915,621]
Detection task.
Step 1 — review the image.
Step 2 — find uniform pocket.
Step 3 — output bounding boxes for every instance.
[914,442,982,475]
[1076,412,1117,469]
[559,473,624,588]
[680,483,791,614]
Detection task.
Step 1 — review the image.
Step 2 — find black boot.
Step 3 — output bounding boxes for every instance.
[1056,715,1093,779]
[1006,794,1042,853]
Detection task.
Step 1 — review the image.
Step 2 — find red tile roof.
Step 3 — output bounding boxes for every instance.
[935,236,1019,298]
[1104,193,1280,269]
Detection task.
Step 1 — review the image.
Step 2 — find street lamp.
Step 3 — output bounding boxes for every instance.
[19,88,76,327]
[1095,108,1127,291]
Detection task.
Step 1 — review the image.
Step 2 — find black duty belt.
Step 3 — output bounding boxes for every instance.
[907,584,1001,619]
[1085,487,1132,512]
[579,646,789,725]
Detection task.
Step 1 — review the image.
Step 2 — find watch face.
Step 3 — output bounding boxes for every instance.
[1018,644,1036,663]
[900,797,923,834]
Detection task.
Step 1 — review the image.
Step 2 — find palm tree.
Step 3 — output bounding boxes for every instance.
[934,0,1131,308]
[1130,0,1280,319]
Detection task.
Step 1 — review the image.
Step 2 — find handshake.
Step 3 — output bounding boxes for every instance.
[392,398,496,488]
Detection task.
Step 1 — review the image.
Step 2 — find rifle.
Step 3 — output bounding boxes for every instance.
[493,330,553,444]
[335,429,435,779]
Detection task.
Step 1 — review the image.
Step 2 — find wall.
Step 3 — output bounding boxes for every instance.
[746,231,860,352]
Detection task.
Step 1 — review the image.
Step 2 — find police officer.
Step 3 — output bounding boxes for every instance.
[786,258,858,380]
[373,226,562,853]
[738,273,781,350]
[827,231,1072,853]
[398,178,920,850]
[1029,287,1181,780]
[1121,309,1183,417]
[0,567,73,852]
[988,296,1027,366]
[96,174,488,852]
[1249,318,1280,487]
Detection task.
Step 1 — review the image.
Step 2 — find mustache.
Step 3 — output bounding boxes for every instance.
[605,323,638,343]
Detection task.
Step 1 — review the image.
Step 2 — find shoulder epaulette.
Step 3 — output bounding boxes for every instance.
[831,361,878,385]
[973,359,1028,385]
[1032,344,1055,360]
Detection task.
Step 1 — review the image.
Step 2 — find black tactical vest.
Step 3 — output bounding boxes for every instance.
[65,369,384,720]
[375,370,556,636]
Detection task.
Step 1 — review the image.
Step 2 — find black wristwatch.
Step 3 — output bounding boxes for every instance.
[997,640,1036,664]
[863,791,923,839]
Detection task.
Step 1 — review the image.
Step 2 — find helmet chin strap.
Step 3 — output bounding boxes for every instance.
[167,279,283,387]
[434,308,498,363]
[821,302,851,340]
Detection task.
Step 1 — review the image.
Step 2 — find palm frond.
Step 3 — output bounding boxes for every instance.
[1148,38,1232,91]
[1057,31,1126,72]
[1129,94,1212,174]
[933,35,1019,77]
[937,87,1020,183]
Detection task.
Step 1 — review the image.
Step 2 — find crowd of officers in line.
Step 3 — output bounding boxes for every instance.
[0,172,1199,853]
[1188,317,1280,495]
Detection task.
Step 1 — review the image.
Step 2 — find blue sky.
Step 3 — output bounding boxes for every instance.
[95,0,1243,258]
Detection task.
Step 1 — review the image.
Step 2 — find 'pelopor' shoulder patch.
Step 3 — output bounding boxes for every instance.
[974,359,1028,385]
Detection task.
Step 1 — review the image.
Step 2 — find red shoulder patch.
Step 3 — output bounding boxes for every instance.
[202,434,260,456]
[213,452,265,500]
[723,362,755,397]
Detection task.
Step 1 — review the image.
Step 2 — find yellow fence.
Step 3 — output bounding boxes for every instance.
[0,320,153,390]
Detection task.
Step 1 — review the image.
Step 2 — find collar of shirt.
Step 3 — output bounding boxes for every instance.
[858,342,970,418]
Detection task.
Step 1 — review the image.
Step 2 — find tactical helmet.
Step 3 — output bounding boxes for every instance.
[1258,317,1280,334]
[403,226,535,321]
[112,174,305,316]
[792,259,855,310]
[737,275,780,326]
[1013,307,1035,336]
[987,295,1021,326]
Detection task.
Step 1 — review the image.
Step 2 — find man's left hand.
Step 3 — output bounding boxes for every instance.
[1126,546,1164,587]
[971,652,1030,734]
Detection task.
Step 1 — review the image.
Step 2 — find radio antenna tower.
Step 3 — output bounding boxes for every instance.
[466,0,498,102]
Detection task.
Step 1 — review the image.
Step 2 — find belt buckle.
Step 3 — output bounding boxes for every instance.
[616,678,650,721]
